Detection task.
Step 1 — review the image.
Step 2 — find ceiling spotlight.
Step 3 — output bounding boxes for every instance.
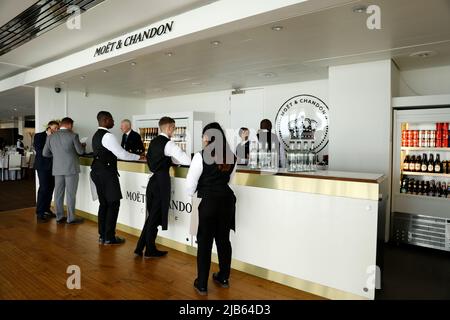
[210,40,221,47]
[260,72,276,78]
[102,69,109,73]
[80,75,86,80]
[410,51,436,58]
[352,5,368,13]
[130,61,137,66]
[165,52,174,57]
[13,108,18,111]
[271,25,284,31]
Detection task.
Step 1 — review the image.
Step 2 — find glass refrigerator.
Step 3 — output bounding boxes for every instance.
[392,107,450,251]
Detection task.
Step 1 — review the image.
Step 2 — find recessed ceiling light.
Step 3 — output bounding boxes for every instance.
[130,61,137,66]
[13,108,18,111]
[259,72,276,78]
[352,5,368,13]
[165,52,174,57]
[102,69,109,73]
[410,51,437,58]
[210,40,221,47]
[80,75,86,80]
[271,25,284,31]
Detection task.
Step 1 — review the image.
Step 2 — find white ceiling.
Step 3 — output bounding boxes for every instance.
[0,86,34,121]
[34,0,450,99]
[0,0,217,80]
[3,0,450,120]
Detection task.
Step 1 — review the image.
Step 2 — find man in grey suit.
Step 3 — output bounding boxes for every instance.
[43,117,86,224]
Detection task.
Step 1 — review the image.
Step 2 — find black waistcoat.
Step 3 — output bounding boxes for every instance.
[91,129,118,174]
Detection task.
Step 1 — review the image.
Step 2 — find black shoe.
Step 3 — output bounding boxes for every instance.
[67,218,84,225]
[134,250,143,258]
[213,272,230,288]
[56,217,67,224]
[99,237,105,245]
[37,215,50,224]
[194,279,208,296]
[144,249,168,258]
[104,236,126,245]
[45,211,57,219]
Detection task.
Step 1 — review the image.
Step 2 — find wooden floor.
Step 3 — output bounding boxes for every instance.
[0,174,36,212]
[0,208,322,300]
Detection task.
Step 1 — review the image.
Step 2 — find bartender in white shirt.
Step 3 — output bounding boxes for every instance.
[90,111,144,246]
[134,117,191,258]
[186,122,237,296]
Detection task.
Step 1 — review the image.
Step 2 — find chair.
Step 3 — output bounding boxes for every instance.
[8,154,22,181]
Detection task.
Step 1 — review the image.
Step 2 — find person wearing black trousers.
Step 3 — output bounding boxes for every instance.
[34,120,59,223]
[91,111,143,245]
[134,117,191,258]
[186,122,237,295]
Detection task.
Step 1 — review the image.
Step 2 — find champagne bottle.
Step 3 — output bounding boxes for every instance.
[428,154,435,173]
[409,155,416,172]
[421,154,428,172]
[434,154,442,173]
[415,155,422,172]
[403,155,410,171]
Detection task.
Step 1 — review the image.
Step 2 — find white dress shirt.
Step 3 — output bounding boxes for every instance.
[98,127,140,161]
[160,133,191,166]
[186,152,237,197]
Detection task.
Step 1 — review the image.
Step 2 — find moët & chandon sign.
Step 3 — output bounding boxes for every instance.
[94,21,174,57]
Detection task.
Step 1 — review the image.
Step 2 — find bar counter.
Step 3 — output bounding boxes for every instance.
[75,156,386,300]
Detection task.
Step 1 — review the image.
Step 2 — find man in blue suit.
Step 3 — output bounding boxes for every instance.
[34,120,59,223]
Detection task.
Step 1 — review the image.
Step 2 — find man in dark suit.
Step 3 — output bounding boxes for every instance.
[120,119,144,155]
[34,120,59,223]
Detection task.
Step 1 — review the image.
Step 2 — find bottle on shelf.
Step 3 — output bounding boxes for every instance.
[434,154,442,173]
[421,154,428,172]
[427,154,435,173]
[403,155,410,171]
[409,155,416,172]
[415,155,422,172]
[400,178,408,193]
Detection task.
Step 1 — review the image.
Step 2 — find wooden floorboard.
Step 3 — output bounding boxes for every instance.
[0,208,322,300]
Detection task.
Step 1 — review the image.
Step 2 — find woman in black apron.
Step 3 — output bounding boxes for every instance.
[186,122,237,295]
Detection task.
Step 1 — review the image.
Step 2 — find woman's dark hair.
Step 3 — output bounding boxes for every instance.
[202,122,235,172]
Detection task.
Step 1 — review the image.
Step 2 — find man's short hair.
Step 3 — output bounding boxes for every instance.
[239,127,249,136]
[159,117,175,128]
[97,111,113,122]
[121,119,131,126]
[60,117,74,126]
[47,120,59,127]
[260,119,272,131]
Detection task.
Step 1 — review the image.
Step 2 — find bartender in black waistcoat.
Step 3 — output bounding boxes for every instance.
[91,111,144,245]
[235,127,250,165]
[186,122,237,295]
[134,117,191,258]
[120,119,145,155]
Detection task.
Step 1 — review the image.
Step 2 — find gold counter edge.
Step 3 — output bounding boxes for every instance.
[79,158,379,201]
[75,209,368,300]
